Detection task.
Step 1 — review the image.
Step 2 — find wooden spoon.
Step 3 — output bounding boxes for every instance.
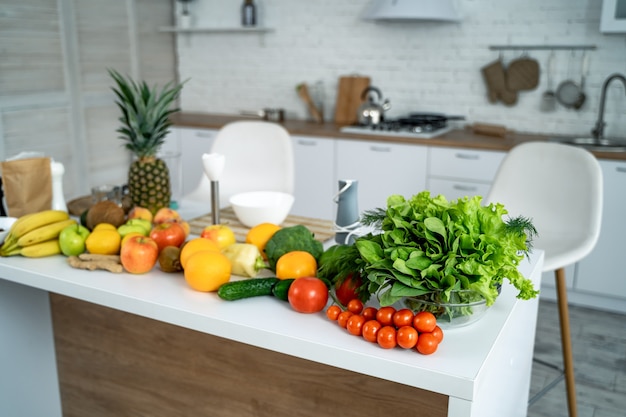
[296,83,323,123]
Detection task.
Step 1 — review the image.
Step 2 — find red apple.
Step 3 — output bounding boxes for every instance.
[200,224,236,250]
[149,222,186,253]
[120,236,159,274]
[153,207,182,224]
[127,206,153,223]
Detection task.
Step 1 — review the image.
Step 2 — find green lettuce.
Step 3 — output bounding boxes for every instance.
[356,191,538,307]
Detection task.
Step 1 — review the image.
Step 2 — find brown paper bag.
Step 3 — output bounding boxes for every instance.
[1,157,52,217]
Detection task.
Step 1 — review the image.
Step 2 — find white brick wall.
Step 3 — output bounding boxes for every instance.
[177,0,626,137]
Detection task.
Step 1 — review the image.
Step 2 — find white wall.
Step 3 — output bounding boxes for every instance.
[176,0,626,138]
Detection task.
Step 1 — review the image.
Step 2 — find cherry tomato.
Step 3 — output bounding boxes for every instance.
[413,311,437,333]
[376,306,396,327]
[326,305,342,321]
[362,306,378,321]
[335,273,362,306]
[376,326,397,349]
[396,326,419,349]
[347,299,364,315]
[392,308,414,328]
[346,314,366,336]
[337,311,353,328]
[362,320,382,343]
[416,332,439,355]
[431,326,444,344]
[287,277,329,314]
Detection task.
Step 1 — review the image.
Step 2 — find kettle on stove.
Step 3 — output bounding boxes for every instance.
[357,86,391,126]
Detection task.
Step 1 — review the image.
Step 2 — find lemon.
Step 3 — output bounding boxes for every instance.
[86,229,121,255]
[92,223,117,232]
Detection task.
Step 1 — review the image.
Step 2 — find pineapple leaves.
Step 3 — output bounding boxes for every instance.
[108,69,186,159]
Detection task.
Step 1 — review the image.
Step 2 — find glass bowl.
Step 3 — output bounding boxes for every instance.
[403,290,489,329]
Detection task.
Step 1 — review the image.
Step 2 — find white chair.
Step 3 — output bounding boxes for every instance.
[184,120,294,207]
[486,141,603,417]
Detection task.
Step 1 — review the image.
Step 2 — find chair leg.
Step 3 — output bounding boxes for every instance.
[555,267,577,417]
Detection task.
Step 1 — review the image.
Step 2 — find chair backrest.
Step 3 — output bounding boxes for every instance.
[486,141,603,271]
[185,121,294,205]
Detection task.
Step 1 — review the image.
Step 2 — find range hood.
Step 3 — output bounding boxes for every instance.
[361,0,462,22]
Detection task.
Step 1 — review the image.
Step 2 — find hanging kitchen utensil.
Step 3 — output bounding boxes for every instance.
[540,51,557,112]
[506,53,540,92]
[357,86,391,126]
[481,56,517,106]
[572,52,589,110]
[556,51,583,109]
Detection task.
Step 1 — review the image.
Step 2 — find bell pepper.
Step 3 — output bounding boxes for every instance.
[222,243,268,277]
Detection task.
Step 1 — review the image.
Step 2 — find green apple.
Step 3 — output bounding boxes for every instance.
[59,224,91,256]
[117,223,150,238]
[125,218,152,234]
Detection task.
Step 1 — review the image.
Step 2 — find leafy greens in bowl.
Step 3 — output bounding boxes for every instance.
[354,191,538,307]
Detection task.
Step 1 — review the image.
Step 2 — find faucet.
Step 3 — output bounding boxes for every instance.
[591,73,626,142]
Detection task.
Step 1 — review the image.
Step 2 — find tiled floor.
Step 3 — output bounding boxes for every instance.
[527,300,626,417]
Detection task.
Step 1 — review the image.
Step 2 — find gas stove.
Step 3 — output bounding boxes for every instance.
[340,113,462,139]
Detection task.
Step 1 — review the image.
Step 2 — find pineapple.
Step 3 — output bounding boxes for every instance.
[109,69,185,215]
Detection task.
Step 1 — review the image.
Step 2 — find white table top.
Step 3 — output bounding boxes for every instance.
[0,248,544,401]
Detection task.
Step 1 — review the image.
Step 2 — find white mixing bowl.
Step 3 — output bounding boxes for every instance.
[229,191,294,228]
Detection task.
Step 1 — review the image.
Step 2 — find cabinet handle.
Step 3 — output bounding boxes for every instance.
[617,166,626,174]
[454,153,480,160]
[297,139,317,146]
[453,184,478,192]
[370,145,391,152]
[194,131,215,138]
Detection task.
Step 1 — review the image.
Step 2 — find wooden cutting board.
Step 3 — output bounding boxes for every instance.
[334,75,370,125]
[188,207,336,243]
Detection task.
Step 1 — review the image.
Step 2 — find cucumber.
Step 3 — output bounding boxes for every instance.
[217,277,279,301]
[272,279,295,301]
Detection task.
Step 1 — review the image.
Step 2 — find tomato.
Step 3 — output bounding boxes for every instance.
[416,332,439,355]
[326,305,342,321]
[413,311,437,333]
[392,308,414,328]
[346,314,366,336]
[431,326,444,344]
[334,273,363,306]
[362,320,382,343]
[362,306,378,321]
[396,326,419,349]
[287,277,328,313]
[337,311,353,328]
[376,306,396,327]
[276,251,318,280]
[376,326,397,349]
[347,299,364,315]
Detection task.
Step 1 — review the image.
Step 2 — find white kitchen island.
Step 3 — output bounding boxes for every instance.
[0,247,543,417]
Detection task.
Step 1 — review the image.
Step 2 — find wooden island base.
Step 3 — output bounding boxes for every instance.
[50,294,448,417]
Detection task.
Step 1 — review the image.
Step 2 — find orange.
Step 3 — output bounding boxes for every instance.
[184,250,232,292]
[179,237,220,269]
[275,250,317,280]
[246,223,281,258]
[85,229,121,255]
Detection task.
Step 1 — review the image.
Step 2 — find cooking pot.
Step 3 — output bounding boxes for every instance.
[357,86,391,125]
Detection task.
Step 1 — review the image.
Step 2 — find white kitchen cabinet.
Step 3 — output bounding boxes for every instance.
[574,160,626,304]
[177,127,218,197]
[427,147,506,201]
[336,139,428,213]
[291,135,336,221]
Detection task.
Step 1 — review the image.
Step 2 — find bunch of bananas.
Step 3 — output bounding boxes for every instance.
[0,210,76,257]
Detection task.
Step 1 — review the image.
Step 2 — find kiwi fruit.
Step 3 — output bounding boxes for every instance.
[158,246,183,273]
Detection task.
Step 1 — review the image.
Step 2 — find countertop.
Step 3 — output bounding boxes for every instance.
[0,248,543,403]
[170,113,626,161]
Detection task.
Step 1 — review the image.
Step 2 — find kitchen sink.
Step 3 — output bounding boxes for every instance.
[550,137,626,152]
